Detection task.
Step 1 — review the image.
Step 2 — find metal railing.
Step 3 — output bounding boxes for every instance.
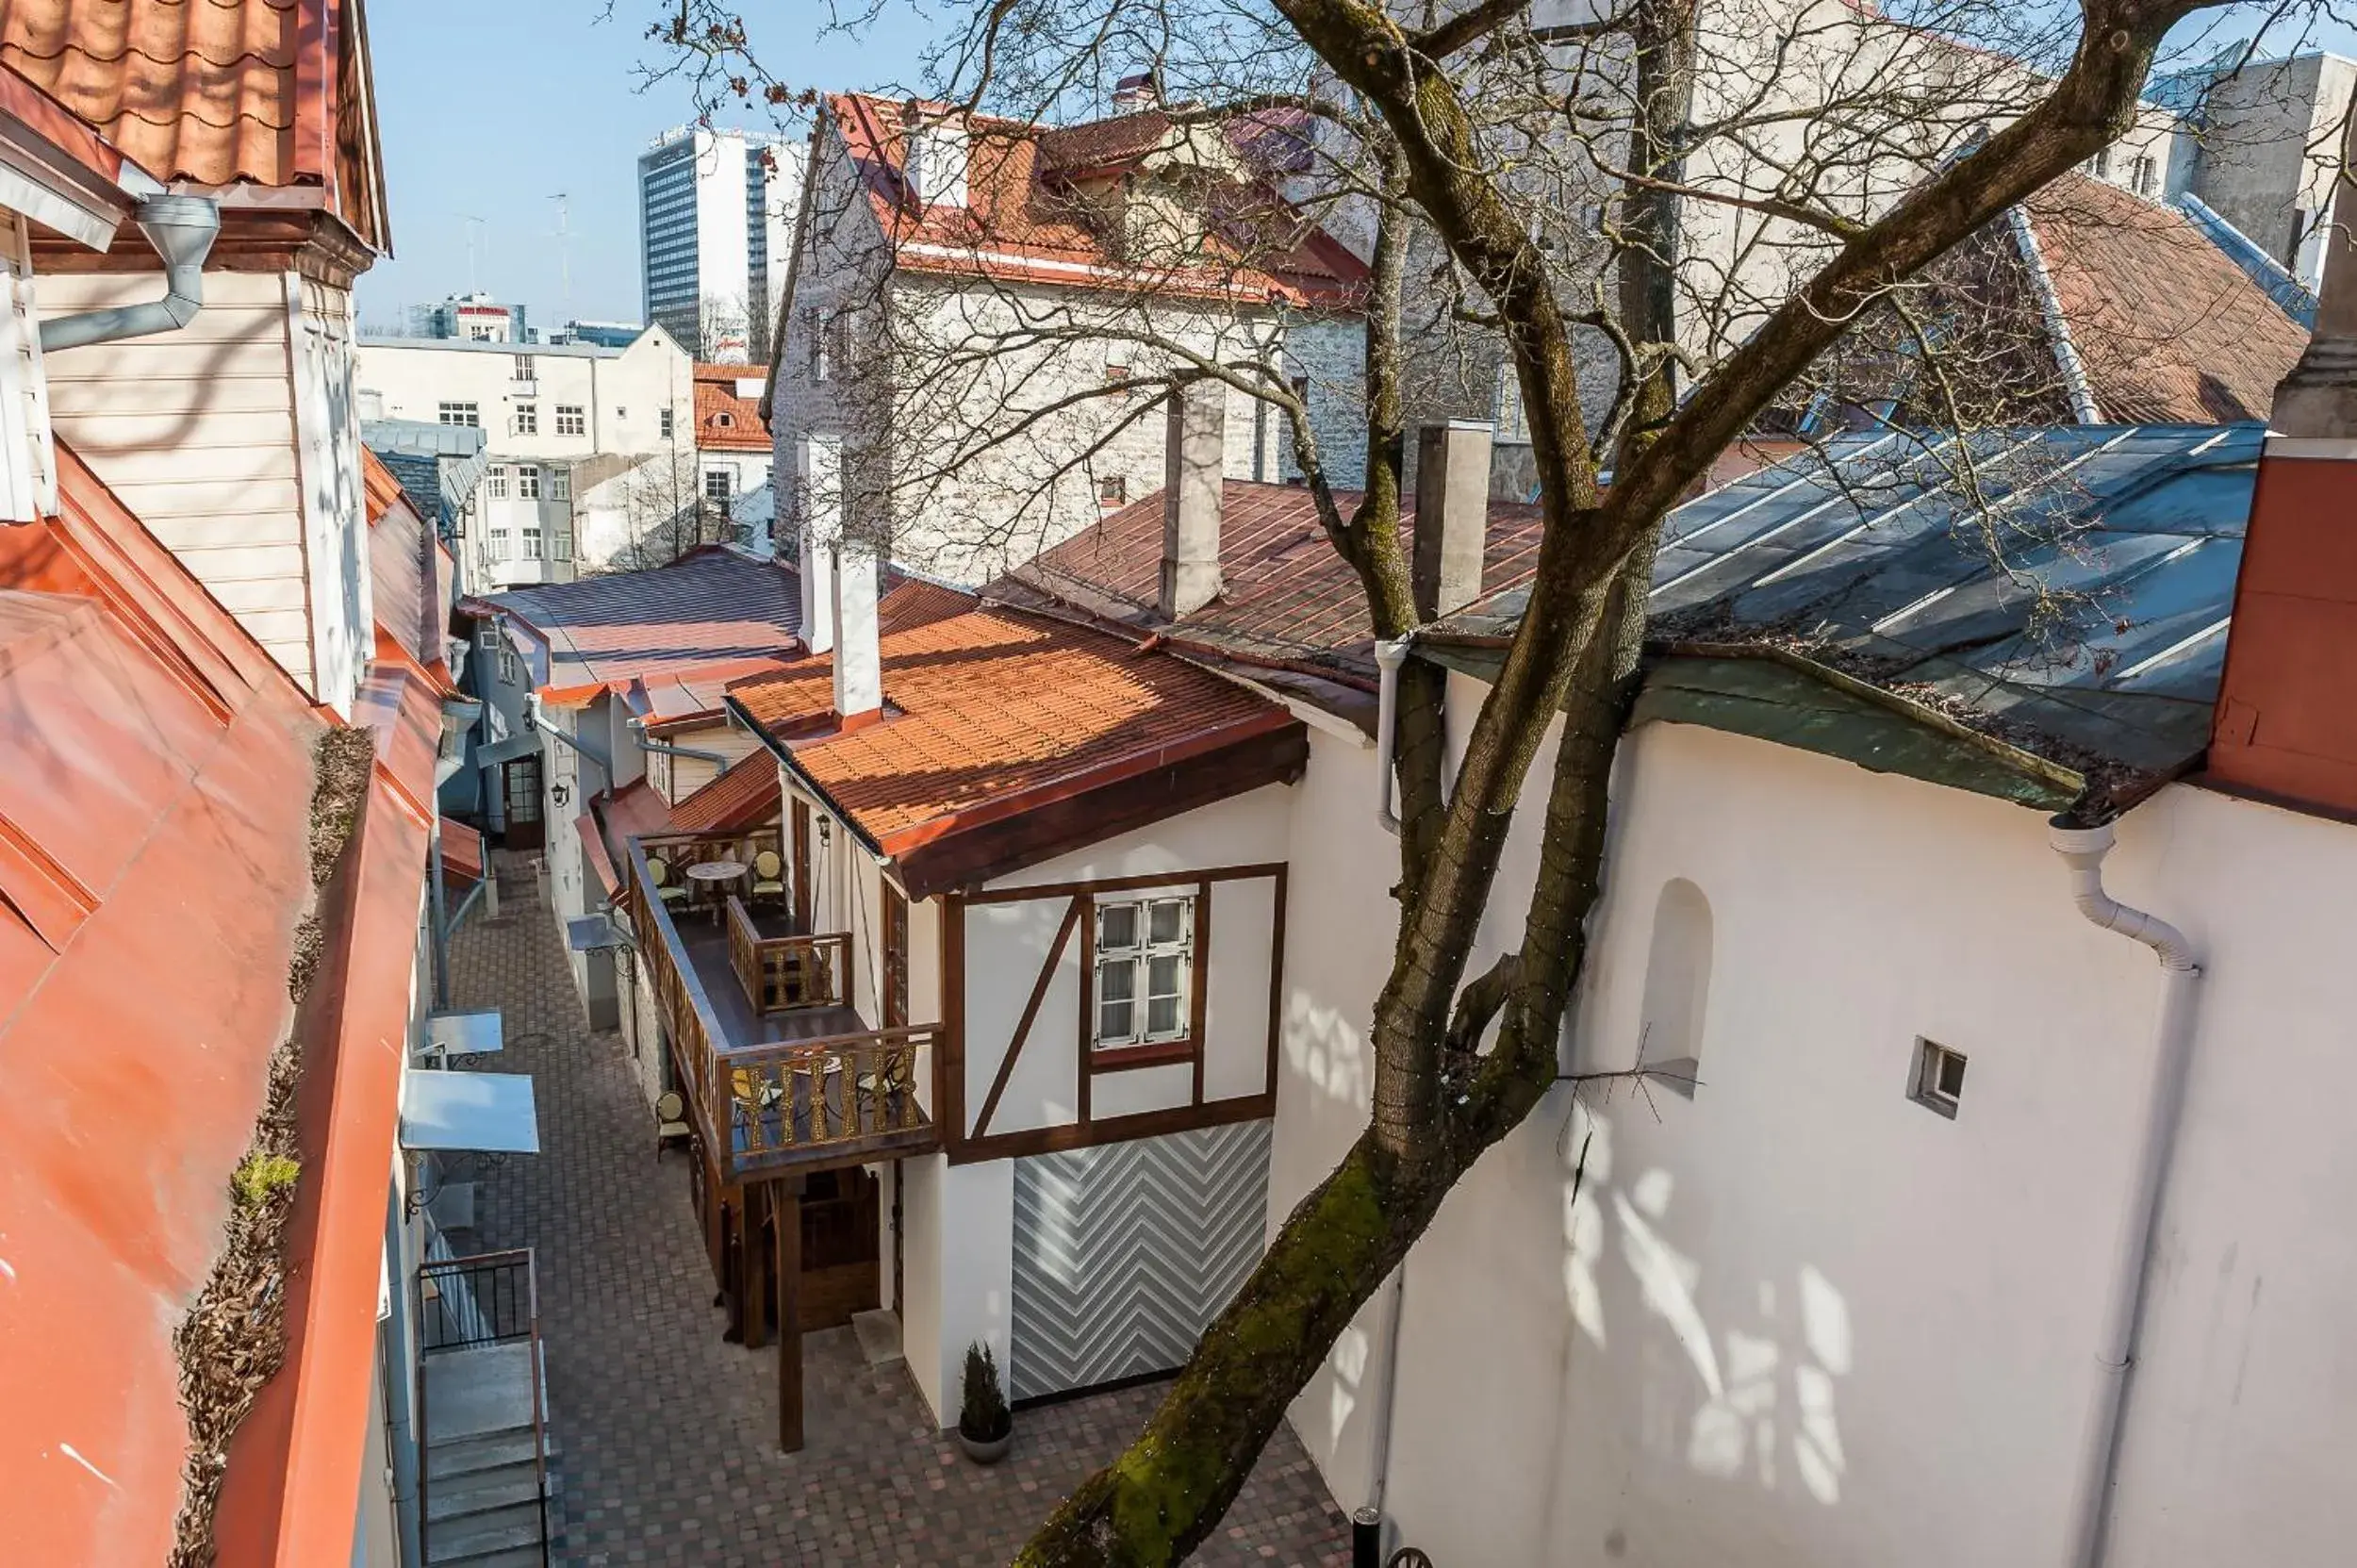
[725,896,850,1015]
[416,1248,550,1565]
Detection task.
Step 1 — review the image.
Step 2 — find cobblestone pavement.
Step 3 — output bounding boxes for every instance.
[450,858,1352,1568]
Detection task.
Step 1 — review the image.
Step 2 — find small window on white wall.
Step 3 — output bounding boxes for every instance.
[1637,878,1712,1097]
[1094,896,1194,1049]
[1910,1039,1968,1119]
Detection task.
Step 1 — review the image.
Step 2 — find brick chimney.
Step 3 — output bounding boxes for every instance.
[1412,421,1493,619]
[1160,375,1225,619]
[831,536,882,728]
[2208,131,2357,814]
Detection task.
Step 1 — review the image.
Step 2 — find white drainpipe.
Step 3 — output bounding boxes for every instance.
[2048,818,2201,1568]
[1372,638,1410,834]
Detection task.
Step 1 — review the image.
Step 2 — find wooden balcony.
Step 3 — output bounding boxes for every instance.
[627,831,939,1182]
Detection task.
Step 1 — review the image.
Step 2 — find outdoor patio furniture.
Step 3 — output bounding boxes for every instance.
[750,849,786,910]
[646,856,690,912]
[654,1089,690,1158]
[687,858,748,924]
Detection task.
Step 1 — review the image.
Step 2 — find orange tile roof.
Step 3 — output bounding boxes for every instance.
[877,574,975,635]
[671,751,782,833]
[829,92,1365,308]
[0,0,389,251]
[2025,173,2309,424]
[728,604,1297,855]
[693,362,770,452]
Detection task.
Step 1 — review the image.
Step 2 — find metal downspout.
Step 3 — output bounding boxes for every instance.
[39,195,220,351]
[2048,818,2201,1568]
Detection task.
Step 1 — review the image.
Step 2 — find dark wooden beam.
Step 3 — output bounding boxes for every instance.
[777,1175,806,1453]
[950,1092,1274,1165]
[971,896,1080,1139]
[744,1182,769,1352]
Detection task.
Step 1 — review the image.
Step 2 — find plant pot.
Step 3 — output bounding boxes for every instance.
[957,1427,1013,1465]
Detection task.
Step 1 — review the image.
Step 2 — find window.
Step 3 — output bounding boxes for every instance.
[1105,361,1132,393]
[488,527,512,561]
[1097,475,1127,507]
[437,401,480,427]
[522,520,543,558]
[486,464,509,500]
[805,308,829,382]
[714,410,735,428]
[1093,896,1195,1048]
[1637,879,1712,1098]
[518,465,541,500]
[548,465,570,501]
[704,469,733,503]
[551,518,573,562]
[497,643,519,685]
[555,404,585,437]
[514,355,536,380]
[467,323,494,341]
[2134,155,2158,197]
[513,402,537,436]
[616,405,628,420]
[661,407,676,438]
[1909,1038,1968,1119]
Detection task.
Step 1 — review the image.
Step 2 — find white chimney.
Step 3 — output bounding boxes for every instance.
[1160,375,1225,619]
[832,536,883,725]
[1112,70,1162,114]
[798,433,840,653]
[1412,420,1493,619]
[902,109,969,209]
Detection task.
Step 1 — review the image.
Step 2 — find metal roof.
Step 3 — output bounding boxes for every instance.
[1440,423,2260,797]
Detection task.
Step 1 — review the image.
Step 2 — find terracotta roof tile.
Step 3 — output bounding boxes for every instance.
[829,92,1365,308]
[671,751,782,833]
[2025,173,2309,424]
[877,574,975,635]
[0,0,387,250]
[693,361,770,452]
[729,604,1293,850]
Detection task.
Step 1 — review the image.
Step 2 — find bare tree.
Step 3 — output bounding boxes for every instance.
[636,0,2315,1560]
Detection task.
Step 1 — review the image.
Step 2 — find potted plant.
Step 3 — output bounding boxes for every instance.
[957,1341,1014,1463]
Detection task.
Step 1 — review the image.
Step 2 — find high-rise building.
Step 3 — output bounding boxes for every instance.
[638,125,802,362]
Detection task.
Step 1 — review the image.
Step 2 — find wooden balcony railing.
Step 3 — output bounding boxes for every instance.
[626,832,937,1180]
[726,897,850,1015]
[715,1026,940,1173]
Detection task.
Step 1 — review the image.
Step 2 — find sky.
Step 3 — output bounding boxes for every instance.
[358,0,938,333]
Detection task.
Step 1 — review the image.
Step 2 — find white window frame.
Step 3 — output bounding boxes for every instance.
[548,466,570,501]
[513,401,537,436]
[486,464,509,500]
[554,404,585,437]
[522,520,543,558]
[518,465,541,501]
[704,468,733,502]
[1909,1037,1968,1120]
[1092,895,1195,1049]
[437,401,480,428]
[488,526,512,562]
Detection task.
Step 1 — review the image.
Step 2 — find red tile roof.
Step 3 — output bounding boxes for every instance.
[1010,481,1544,661]
[728,604,1300,865]
[671,751,782,833]
[0,0,389,250]
[477,545,801,695]
[829,92,1365,308]
[878,574,976,635]
[2025,173,2309,424]
[693,362,770,452]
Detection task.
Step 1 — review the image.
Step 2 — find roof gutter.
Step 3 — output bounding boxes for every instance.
[626,713,731,766]
[39,194,220,353]
[2007,204,2102,426]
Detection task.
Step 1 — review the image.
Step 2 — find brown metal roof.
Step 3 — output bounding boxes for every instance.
[480,545,802,694]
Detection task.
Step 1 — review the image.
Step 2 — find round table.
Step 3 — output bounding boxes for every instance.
[685,858,748,921]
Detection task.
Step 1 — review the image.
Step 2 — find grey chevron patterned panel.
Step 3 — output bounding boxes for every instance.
[1009,1120,1273,1401]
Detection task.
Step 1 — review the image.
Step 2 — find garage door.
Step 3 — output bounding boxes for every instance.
[1009,1119,1272,1402]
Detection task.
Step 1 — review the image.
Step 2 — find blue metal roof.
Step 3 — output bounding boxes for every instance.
[1459,423,2259,781]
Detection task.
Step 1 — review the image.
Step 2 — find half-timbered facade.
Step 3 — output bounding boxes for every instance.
[622,569,1308,1438]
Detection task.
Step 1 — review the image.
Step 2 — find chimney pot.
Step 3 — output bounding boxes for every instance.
[1412,421,1493,620]
[1160,376,1226,619]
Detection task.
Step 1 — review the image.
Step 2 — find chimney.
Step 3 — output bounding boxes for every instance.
[1113,69,1162,114]
[797,433,839,653]
[2208,123,2357,815]
[1160,375,1225,619]
[901,107,969,209]
[831,536,883,727]
[1412,421,1493,619]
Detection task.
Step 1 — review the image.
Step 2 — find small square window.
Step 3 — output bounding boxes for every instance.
[1909,1038,1968,1119]
[1097,475,1127,507]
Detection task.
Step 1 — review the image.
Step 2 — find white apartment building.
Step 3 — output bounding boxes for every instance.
[356,327,698,461]
[639,124,805,361]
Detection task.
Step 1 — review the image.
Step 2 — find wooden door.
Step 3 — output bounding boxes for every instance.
[791,798,812,930]
[759,1166,880,1331]
[502,755,544,850]
[882,883,909,1028]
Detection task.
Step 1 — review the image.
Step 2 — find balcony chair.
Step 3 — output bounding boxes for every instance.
[645,855,690,913]
[653,1089,691,1158]
[750,849,787,912]
[855,1046,917,1133]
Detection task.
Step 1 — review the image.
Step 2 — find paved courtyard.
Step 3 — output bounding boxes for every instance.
[448,857,1352,1567]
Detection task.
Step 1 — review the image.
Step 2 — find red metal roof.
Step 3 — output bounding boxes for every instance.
[670,751,782,834]
[365,446,454,695]
[829,92,1365,309]
[1012,480,1545,660]
[0,0,389,250]
[727,603,1298,856]
[479,545,802,695]
[0,438,326,1565]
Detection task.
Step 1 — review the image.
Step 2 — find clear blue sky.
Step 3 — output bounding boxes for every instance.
[358,0,937,332]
